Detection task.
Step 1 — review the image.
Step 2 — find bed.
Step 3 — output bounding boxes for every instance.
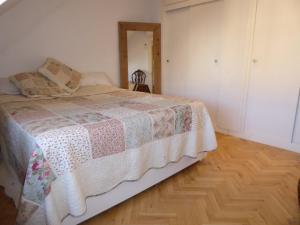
[0,84,217,225]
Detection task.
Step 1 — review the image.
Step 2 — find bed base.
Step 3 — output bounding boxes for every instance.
[0,149,206,225]
[62,153,206,225]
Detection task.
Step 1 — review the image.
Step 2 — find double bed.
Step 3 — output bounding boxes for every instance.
[0,84,217,225]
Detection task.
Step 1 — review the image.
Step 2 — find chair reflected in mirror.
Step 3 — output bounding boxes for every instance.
[131,69,151,93]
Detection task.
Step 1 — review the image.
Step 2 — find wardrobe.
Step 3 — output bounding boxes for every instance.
[162,0,300,152]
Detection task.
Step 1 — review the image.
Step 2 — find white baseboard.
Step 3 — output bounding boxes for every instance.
[216,128,300,154]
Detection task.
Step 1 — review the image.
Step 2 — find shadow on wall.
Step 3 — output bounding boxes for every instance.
[0,0,68,53]
[0,0,21,16]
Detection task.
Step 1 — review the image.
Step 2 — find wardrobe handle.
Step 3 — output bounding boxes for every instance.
[214,59,218,64]
[252,59,258,63]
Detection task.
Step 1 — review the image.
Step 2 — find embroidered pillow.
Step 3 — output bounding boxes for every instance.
[10,72,69,98]
[38,58,82,93]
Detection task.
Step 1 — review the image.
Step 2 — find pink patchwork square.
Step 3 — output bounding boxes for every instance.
[85,119,125,159]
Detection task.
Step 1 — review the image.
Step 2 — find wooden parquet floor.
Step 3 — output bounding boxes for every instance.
[1,134,300,225]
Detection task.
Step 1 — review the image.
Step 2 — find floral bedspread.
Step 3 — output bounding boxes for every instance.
[0,86,217,225]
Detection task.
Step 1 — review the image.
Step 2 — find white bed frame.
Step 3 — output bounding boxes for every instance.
[62,153,206,225]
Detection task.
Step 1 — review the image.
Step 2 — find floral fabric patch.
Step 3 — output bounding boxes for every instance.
[5,103,55,124]
[85,119,125,159]
[172,105,192,134]
[148,109,175,140]
[122,113,153,149]
[120,101,159,111]
[65,112,110,125]
[23,117,76,137]
[23,149,56,204]
[36,125,93,176]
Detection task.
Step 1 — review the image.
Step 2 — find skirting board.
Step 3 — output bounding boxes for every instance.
[62,153,207,225]
[217,128,300,154]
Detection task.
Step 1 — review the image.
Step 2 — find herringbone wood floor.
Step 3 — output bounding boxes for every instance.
[1,134,300,225]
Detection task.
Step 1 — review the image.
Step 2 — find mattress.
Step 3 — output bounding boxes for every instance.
[0,85,217,225]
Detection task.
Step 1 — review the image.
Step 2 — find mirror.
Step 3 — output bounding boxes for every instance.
[127,31,153,93]
[119,22,161,94]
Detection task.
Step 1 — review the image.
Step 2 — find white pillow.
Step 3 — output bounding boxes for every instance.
[0,77,20,95]
[80,72,114,87]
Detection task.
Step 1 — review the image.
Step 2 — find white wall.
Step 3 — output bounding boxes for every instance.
[0,0,161,85]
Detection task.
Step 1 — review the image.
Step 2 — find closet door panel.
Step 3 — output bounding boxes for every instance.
[246,0,300,140]
[163,0,254,131]
[217,0,254,132]
[163,7,190,96]
[186,0,224,124]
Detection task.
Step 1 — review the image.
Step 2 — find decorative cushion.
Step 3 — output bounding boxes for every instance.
[10,72,69,98]
[38,58,82,93]
[0,77,20,95]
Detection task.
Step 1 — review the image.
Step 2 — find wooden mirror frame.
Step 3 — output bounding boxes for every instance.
[119,22,161,94]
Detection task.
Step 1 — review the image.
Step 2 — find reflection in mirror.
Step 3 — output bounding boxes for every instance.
[127,31,153,93]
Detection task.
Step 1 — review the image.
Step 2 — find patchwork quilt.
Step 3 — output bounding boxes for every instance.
[0,85,217,225]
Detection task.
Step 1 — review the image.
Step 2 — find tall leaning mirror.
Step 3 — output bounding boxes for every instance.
[119,22,161,94]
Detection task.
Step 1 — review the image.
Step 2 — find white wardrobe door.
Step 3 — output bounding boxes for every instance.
[186,0,224,124]
[163,7,190,97]
[217,0,254,132]
[246,0,300,142]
